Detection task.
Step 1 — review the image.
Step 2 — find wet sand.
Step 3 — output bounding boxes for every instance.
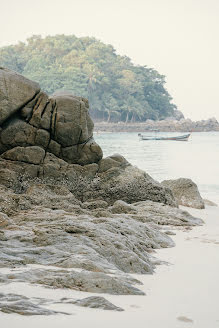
[0,205,218,328]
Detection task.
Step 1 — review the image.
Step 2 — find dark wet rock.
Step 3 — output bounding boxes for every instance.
[162,178,205,209]
[62,296,124,311]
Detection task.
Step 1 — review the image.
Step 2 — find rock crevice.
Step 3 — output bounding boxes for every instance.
[0,67,204,311]
[0,68,102,165]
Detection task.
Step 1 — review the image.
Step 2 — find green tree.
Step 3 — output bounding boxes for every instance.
[0,34,177,122]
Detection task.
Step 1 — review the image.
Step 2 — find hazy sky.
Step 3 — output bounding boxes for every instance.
[1,0,219,120]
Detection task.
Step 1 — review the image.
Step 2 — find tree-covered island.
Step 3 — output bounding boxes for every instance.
[0,34,178,122]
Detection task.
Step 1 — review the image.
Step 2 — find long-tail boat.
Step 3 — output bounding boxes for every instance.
[138,133,190,141]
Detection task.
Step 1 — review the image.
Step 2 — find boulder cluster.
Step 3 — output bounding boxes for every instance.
[0,67,206,315]
[0,67,176,206]
[0,67,102,165]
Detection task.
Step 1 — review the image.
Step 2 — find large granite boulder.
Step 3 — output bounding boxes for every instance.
[0,68,204,306]
[0,67,102,165]
[0,67,176,207]
[0,67,40,125]
[161,178,205,209]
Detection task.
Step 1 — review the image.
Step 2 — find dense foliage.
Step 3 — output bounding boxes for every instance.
[0,35,177,122]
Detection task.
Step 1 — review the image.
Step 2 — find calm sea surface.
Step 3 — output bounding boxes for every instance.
[95,131,219,204]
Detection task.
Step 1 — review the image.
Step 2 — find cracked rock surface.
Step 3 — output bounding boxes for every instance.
[0,67,203,315]
[0,67,102,165]
[0,179,202,301]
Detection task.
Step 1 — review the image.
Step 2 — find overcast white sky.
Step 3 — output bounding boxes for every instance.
[1,0,219,120]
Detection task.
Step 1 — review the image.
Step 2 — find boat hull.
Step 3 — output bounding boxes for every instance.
[139,133,190,141]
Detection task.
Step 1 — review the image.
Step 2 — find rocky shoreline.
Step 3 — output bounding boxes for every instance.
[93,118,219,133]
[0,67,208,315]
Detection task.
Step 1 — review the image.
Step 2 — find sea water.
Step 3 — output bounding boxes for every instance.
[95,131,219,204]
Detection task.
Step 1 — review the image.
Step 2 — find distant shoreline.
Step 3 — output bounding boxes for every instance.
[93,118,219,133]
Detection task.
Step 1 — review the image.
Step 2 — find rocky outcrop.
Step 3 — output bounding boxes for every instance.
[0,182,202,297]
[0,293,67,315]
[0,155,202,286]
[82,154,177,206]
[161,178,205,209]
[0,67,102,165]
[94,117,219,132]
[0,292,123,315]
[0,67,176,210]
[0,67,204,313]
[0,67,40,125]
[0,153,176,206]
[0,157,203,311]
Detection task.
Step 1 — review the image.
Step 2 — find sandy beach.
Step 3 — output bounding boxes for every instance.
[0,204,218,328]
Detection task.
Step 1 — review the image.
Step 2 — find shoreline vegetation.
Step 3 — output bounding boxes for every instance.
[93,117,219,132]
